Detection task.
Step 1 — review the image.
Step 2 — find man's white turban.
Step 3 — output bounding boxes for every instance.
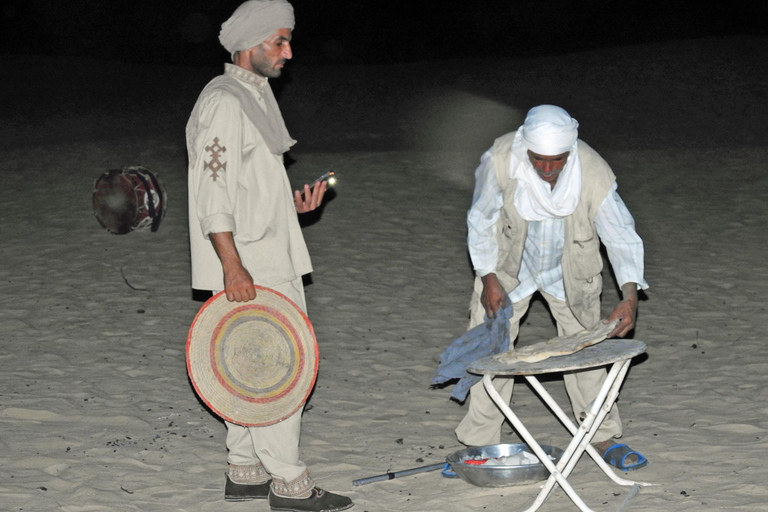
[521,105,579,155]
[219,0,295,54]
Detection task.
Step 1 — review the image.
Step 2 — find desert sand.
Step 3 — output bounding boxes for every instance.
[1,35,767,511]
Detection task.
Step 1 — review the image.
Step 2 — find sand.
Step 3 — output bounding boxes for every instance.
[1,35,767,511]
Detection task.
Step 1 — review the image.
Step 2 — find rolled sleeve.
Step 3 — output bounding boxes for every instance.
[200,212,237,239]
[190,92,243,239]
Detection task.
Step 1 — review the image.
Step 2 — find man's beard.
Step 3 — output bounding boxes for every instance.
[251,56,285,78]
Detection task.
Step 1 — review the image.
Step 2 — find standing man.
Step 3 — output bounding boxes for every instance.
[186,1,353,510]
[457,105,649,471]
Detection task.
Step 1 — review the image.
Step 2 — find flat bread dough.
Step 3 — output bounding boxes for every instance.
[492,318,621,364]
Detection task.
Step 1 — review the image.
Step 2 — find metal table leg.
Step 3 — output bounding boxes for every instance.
[481,358,648,512]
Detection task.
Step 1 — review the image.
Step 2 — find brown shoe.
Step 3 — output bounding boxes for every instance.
[224,474,271,501]
[269,487,353,512]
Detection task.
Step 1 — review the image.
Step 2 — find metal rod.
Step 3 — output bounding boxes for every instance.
[352,462,446,486]
[616,484,641,512]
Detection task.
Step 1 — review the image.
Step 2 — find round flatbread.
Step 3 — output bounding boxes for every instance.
[493,318,620,365]
[186,286,319,427]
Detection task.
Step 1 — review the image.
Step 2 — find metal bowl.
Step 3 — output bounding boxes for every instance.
[446,443,563,488]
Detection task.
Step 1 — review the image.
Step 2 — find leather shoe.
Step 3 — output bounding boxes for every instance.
[224,474,270,501]
[269,487,353,512]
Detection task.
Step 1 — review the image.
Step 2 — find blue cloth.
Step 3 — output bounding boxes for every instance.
[432,302,513,402]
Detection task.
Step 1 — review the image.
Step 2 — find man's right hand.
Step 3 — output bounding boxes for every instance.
[480,273,507,319]
[223,264,256,302]
[209,231,257,303]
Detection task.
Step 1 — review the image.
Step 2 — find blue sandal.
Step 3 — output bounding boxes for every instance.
[602,444,648,471]
[441,462,459,478]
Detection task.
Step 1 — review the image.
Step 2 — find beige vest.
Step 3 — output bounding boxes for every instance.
[490,131,616,329]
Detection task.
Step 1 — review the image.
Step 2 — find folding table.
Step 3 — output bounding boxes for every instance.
[467,339,650,512]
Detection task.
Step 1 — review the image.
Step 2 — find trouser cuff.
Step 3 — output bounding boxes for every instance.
[270,469,314,498]
[228,463,270,484]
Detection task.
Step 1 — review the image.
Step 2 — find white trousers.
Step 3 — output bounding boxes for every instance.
[455,279,623,446]
[216,278,313,486]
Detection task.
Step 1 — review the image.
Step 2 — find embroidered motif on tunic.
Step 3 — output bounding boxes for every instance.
[204,137,227,181]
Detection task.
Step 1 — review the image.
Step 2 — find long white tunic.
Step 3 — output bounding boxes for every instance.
[187,65,311,291]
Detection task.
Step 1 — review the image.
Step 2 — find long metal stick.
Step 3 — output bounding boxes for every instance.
[352,462,446,486]
[615,484,641,512]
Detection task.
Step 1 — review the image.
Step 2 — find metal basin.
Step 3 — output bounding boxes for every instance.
[446,443,563,488]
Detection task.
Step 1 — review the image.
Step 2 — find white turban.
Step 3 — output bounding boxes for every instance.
[521,105,579,155]
[219,0,295,54]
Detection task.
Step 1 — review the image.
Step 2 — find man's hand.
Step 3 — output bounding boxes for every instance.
[480,273,507,319]
[605,282,639,337]
[223,263,256,302]
[294,180,327,213]
[209,232,257,302]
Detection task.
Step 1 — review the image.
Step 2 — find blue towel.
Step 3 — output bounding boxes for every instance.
[432,302,513,402]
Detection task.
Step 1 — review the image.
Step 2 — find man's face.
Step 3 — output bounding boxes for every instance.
[245,28,293,78]
[527,150,569,188]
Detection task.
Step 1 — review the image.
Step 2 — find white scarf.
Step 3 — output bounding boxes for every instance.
[510,131,582,221]
[510,105,582,221]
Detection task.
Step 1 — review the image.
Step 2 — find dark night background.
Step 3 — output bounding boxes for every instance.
[2,1,766,66]
[2,2,768,510]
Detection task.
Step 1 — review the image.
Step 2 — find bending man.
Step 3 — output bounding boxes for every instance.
[457,105,649,471]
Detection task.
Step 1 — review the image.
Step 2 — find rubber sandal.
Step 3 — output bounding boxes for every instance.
[441,462,459,478]
[602,443,648,472]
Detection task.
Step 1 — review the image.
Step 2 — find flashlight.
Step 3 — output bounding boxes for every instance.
[301,171,337,199]
[313,171,337,187]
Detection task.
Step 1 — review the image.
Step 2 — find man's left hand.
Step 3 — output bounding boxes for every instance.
[294,180,327,213]
[605,283,639,338]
